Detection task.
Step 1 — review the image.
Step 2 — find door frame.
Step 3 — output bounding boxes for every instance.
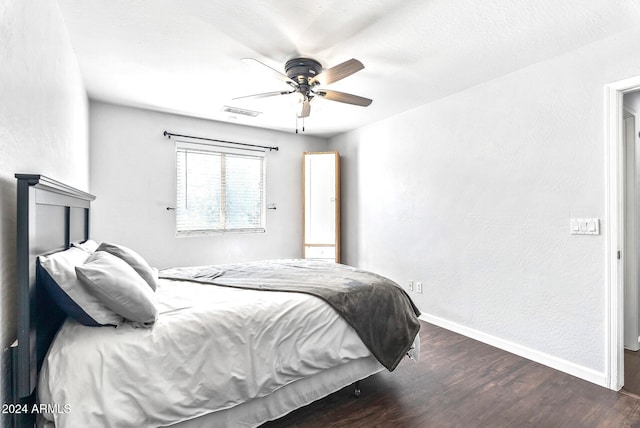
[605,75,640,390]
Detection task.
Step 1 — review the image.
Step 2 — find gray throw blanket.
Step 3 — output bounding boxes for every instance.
[160,259,420,371]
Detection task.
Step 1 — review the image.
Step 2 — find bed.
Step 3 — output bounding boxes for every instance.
[11,174,421,428]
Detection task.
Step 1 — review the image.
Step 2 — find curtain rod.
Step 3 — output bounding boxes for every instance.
[163,131,279,152]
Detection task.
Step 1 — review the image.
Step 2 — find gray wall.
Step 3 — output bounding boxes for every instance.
[330,27,640,385]
[89,101,328,269]
[0,0,89,422]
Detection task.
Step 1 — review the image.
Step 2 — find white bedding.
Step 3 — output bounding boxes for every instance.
[39,277,374,428]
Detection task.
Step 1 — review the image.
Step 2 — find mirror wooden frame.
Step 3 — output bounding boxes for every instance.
[302,151,340,263]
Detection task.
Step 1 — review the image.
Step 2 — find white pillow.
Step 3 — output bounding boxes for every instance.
[71,239,100,253]
[75,251,158,325]
[38,248,124,327]
[96,242,157,291]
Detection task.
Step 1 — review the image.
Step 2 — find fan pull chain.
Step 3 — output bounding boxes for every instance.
[294,114,306,134]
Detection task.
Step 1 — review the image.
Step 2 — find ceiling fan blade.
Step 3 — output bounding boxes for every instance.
[233,90,294,100]
[298,99,311,118]
[310,58,364,85]
[316,89,372,107]
[242,58,297,87]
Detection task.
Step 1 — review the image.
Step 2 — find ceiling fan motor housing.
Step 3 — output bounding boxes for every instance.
[285,58,322,86]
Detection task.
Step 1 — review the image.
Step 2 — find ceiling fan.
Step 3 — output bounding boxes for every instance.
[234,57,373,120]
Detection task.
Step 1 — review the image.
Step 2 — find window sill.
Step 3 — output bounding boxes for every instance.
[176,228,266,237]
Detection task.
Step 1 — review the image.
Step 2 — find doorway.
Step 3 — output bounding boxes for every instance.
[605,76,640,392]
[623,95,640,395]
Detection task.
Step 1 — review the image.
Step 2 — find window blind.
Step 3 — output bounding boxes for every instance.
[176,141,266,235]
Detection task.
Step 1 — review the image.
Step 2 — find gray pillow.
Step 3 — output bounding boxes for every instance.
[76,251,158,325]
[96,242,157,291]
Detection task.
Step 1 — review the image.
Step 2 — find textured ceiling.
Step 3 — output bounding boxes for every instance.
[58,0,640,137]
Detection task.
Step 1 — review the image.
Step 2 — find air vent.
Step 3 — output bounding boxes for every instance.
[222,105,261,117]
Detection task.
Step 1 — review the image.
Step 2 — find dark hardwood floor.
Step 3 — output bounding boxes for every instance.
[624,349,640,397]
[262,321,640,428]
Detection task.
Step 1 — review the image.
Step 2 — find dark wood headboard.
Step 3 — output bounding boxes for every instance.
[12,174,95,410]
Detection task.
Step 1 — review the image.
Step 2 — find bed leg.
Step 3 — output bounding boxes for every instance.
[353,381,361,398]
[11,343,35,428]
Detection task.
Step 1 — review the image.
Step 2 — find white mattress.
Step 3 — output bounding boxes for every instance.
[38,277,377,427]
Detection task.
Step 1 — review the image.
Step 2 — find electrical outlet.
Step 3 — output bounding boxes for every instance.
[415,281,423,293]
[408,280,414,291]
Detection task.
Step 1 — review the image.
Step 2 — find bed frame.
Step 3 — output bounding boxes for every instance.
[11,174,95,428]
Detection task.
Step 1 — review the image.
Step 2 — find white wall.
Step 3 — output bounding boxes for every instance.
[0,0,89,421]
[89,101,328,269]
[330,28,640,384]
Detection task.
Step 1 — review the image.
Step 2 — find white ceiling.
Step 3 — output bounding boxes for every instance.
[58,0,640,137]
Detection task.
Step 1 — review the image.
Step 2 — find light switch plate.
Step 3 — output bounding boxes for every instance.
[570,218,599,235]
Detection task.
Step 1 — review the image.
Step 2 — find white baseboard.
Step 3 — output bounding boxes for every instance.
[419,313,608,388]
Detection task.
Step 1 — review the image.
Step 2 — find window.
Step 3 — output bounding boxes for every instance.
[175,141,266,235]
